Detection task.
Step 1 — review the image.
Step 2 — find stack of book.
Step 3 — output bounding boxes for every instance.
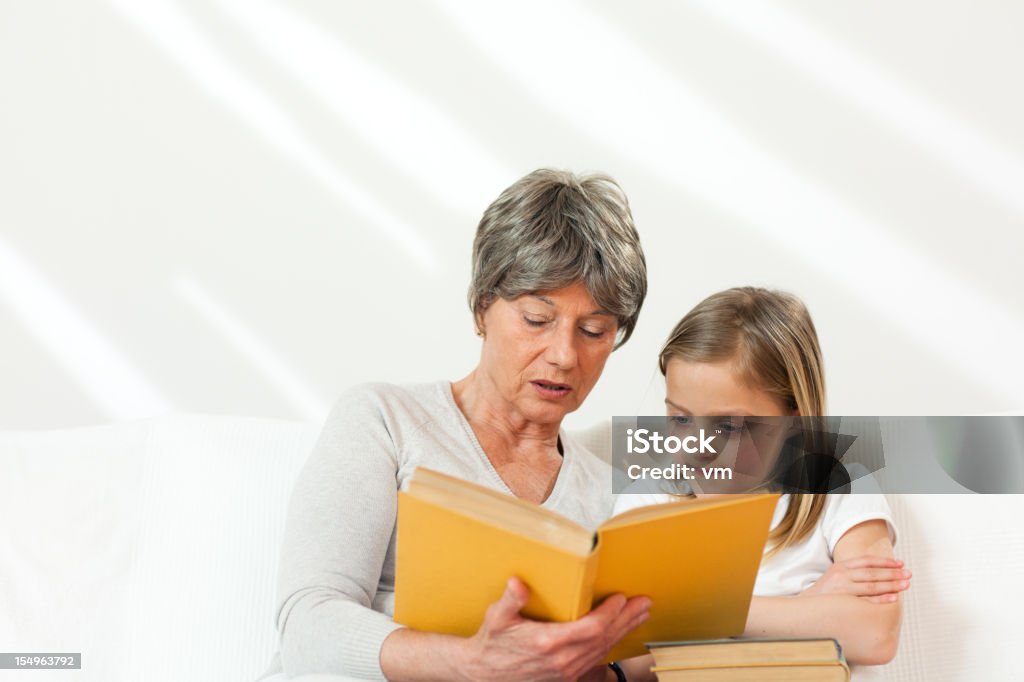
[647,638,850,681]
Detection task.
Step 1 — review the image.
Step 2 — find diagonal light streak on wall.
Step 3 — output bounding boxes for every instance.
[433,0,1024,404]
[215,0,512,218]
[107,0,440,273]
[689,0,1024,218]
[0,236,172,419]
[171,273,329,422]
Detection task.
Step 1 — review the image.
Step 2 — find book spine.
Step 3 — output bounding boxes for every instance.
[572,536,602,620]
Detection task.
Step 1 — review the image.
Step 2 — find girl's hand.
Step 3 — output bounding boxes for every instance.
[457,577,652,682]
[801,555,911,603]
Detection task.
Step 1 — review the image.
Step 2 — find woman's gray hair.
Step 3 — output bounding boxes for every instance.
[468,168,647,348]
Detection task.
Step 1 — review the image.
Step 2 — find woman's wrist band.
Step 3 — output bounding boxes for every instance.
[608,661,627,682]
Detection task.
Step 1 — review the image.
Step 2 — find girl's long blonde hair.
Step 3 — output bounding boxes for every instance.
[659,287,827,558]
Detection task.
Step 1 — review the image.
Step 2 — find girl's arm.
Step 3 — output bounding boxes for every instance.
[743,520,903,665]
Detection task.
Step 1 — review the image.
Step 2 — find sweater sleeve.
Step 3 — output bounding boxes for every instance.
[275,385,406,679]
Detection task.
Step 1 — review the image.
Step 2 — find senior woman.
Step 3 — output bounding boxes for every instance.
[260,169,649,682]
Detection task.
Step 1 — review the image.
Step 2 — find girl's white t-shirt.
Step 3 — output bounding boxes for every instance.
[753,492,896,595]
[611,486,897,680]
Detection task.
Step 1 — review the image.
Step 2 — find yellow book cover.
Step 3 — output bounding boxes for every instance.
[394,467,778,661]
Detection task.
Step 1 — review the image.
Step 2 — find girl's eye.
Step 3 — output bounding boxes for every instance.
[717,421,743,433]
[670,415,691,425]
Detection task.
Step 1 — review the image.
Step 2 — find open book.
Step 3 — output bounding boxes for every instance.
[394,467,778,660]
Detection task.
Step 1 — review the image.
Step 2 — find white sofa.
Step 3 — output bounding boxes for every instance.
[2,415,1021,681]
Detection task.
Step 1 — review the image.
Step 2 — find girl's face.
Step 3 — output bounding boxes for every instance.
[664,357,796,494]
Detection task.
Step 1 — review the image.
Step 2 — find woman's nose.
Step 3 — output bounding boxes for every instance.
[544,325,578,369]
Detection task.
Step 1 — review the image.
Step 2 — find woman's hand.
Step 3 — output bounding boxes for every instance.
[801,555,911,603]
[457,577,652,682]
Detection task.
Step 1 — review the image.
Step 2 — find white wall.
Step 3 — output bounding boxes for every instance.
[2,0,1022,430]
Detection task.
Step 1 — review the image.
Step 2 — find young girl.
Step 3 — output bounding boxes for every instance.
[613,287,910,681]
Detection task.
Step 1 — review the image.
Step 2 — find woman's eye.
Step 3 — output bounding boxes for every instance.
[670,415,691,425]
[580,327,605,338]
[524,316,548,327]
[717,421,743,433]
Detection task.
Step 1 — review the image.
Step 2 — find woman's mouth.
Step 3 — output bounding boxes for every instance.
[531,380,572,399]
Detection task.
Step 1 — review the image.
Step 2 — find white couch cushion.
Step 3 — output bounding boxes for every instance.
[1,415,316,682]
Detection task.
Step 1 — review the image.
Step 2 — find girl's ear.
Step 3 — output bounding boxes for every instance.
[786,410,802,438]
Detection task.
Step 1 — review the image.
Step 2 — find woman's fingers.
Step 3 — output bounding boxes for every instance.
[581,592,651,640]
[587,592,629,621]
[470,585,652,681]
[564,593,651,648]
[559,592,630,652]
[482,577,531,630]
[552,594,652,675]
[607,595,653,633]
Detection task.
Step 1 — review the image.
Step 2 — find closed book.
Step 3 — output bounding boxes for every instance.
[394,467,778,661]
[648,637,850,681]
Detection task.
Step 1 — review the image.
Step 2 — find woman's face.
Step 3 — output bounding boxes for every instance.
[664,357,795,494]
[477,281,618,426]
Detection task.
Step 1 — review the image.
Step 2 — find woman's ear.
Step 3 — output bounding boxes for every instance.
[474,295,496,339]
[474,308,487,338]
